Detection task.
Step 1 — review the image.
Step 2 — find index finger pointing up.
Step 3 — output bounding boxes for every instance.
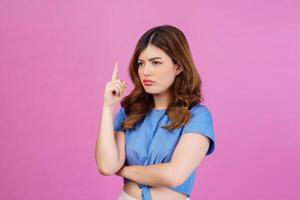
[112,61,118,81]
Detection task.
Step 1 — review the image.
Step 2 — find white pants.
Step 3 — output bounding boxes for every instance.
[118,189,190,200]
[118,190,137,200]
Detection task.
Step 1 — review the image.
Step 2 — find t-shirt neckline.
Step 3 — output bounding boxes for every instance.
[152,108,166,112]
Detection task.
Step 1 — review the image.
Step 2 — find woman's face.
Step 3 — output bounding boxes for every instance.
[137,44,182,95]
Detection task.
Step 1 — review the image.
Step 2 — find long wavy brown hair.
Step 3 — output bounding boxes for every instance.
[120,25,204,132]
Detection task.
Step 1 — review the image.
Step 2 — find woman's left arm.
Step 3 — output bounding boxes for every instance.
[116,133,210,187]
[116,163,173,187]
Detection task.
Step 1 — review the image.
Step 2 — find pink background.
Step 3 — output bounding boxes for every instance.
[1,0,299,199]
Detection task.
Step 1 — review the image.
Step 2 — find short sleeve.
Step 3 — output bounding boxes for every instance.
[182,105,216,155]
[113,106,127,132]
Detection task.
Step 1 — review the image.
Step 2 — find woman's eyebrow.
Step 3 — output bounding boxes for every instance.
[138,57,162,62]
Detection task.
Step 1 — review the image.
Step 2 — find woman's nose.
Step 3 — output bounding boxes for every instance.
[142,65,152,75]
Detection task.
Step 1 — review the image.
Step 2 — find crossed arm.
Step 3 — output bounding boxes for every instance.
[115,133,210,188]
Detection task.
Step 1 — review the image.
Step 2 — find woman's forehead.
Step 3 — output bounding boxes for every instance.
[138,45,168,60]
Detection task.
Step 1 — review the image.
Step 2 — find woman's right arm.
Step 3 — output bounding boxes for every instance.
[96,106,125,175]
[95,61,127,175]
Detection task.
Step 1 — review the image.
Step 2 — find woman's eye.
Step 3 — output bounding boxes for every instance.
[153,61,161,65]
[137,61,161,66]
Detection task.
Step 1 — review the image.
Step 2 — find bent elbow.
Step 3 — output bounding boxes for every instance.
[168,175,185,188]
[97,165,115,176]
[165,164,184,187]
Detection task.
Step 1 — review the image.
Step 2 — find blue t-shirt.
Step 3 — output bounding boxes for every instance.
[113,103,216,200]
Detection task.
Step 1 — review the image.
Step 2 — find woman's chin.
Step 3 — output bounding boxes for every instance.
[144,90,157,94]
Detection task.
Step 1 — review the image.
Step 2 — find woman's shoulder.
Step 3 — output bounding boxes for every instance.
[190,103,211,113]
[116,106,127,119]
[118,104,212,118]
[187,103,214,121]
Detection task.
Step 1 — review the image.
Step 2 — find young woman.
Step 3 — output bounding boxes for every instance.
[96,25,216,200]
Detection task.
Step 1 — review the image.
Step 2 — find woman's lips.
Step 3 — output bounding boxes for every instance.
[143,80,154,86]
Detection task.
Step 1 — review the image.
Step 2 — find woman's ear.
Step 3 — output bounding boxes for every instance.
[175,65,183,75]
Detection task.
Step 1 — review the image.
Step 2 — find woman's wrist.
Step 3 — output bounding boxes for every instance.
[102,105,115,114]
[116,165,128,177]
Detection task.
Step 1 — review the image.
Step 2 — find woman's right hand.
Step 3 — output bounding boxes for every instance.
[103,61,127,108]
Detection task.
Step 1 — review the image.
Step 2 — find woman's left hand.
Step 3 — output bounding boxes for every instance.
[115,165,126,177]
